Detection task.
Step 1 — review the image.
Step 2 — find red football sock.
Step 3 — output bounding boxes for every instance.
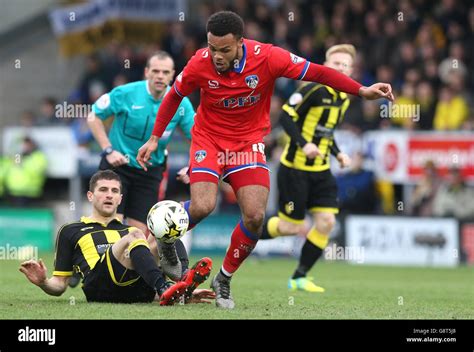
[222,220,258,276]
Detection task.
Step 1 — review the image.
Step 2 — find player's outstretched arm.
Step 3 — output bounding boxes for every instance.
[304,63,394,101]
[137,86,184,171]
[19,259,69,296]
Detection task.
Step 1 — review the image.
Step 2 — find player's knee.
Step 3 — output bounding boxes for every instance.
[127,228,146,241]
[242,209,265,231]
[191,198,216,220]
[315,213,336,234]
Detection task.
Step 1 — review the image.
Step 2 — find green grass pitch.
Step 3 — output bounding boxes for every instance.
[2,253,473,319]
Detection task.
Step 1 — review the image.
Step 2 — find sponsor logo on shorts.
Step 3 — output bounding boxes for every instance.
[194,150,207,163]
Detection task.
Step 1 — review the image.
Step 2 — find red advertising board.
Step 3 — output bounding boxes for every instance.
[408,136,474,179]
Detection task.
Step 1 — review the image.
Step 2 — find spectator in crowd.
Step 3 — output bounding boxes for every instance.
[19,111,36,128]
[0,156,11,203]
[78,55,110,104]
[336,152,378,214]
[391,83,417,129]
[5,136,48,206]
[36,97,60,126]
[433,167,474,220]
[433,85,469,130]
[410,160,441,217]
[416,81,436,130]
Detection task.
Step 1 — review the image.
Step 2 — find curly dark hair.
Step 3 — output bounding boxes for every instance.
[206,11,244,38]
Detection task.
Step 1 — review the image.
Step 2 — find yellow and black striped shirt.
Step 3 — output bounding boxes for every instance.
[53,216,133,278]
[280,83,350,172]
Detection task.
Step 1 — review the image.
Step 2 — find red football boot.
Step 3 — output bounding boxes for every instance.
[181,257,213,302]
[159,281,187,306]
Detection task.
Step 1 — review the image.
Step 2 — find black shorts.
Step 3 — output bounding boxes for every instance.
[82,247,156,303]
[99,157,165,224]
[277,164,339,224]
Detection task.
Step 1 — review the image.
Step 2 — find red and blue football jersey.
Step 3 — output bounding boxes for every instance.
[174,38,310,141]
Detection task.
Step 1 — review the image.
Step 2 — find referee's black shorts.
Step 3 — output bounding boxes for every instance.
[99,157,165,224]
[277,164,339,224]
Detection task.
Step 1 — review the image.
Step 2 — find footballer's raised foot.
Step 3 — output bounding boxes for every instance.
[288,277,325,293]
[182,257,213,301]
[157,240,182,281]
[211,273,235,309]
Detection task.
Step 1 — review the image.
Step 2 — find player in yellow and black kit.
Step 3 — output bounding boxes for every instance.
[20,170,214,305]
[261,45,356,292]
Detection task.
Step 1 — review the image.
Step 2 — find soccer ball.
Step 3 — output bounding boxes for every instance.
[147,200,189,243]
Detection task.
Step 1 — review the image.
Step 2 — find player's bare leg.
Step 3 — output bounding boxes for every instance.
[237,185,268,234]
[186,181,219,227]
[212,184,269,309]
[111,228,155,269]
[261,218,304,238]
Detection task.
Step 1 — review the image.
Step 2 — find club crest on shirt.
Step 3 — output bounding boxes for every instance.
[245,75,259,89]
[194,150,207,163]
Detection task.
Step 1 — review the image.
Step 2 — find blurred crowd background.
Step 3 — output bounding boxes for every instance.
[0,0,473,222]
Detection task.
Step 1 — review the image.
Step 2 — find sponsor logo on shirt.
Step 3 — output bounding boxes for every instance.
[131,105,144,109]
[254,45,261,55]
[208,80,220,89]
[222,94,261,108]
[96,243,112,255]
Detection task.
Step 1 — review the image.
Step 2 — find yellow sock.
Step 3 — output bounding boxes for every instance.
[267,216,282,238]
[307,228,329,249]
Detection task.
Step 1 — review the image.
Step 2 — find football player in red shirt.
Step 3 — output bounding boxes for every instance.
[137,11,394,309]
